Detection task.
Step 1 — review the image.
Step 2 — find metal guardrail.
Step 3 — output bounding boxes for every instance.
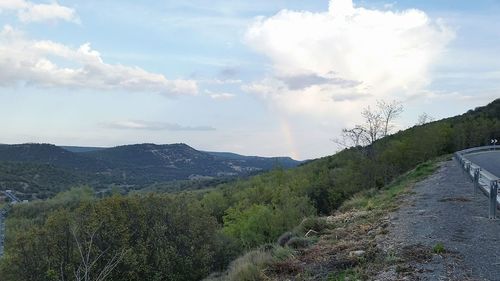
[0,207,8,257]
[2,191,21,204]
[455,146,500,219]
[0,191,22,257]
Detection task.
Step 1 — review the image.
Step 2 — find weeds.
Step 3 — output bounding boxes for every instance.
[296,217,328,234]
[286,237,314,249]
[328,269,361,281]
[433,242,445,254]
[213,158,443,281]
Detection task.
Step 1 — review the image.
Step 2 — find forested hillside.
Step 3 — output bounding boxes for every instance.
[0,99,499,281]
[0,143,301,199]
[0,162,86,199]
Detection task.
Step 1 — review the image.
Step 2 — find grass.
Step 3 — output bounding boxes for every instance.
[295,217,328,234]
[286,237,315,249]
[204,249,273,281]
[433,242,445,254]
[262,157,445,280]
[209,157,446,281]
[339,158,443,212]
[204,245,297,281]
[328,269,361,281]
[385,249,400,264]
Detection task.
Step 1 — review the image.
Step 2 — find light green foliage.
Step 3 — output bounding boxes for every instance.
[201,190,230,224]
[433,242,445,254]
[340,160,440,212]
[52,185,94,203]
[1,99,500,280]
[272,246,295,261]
[223,204,278,248]
[222,198,315,249]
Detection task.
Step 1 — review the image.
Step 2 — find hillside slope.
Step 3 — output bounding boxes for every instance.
[0,99,498,281]
[0,143,301,199]
[201,98,500,279]
[0,144,109,171]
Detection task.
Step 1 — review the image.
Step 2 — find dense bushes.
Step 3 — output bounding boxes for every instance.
[1,99,499,280]
[0,192,232,281]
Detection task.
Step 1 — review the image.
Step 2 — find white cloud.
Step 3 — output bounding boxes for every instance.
[102,120,215,131]
[242,77,367,120]
[243,0,454,118]
[0,0,28,10]
[0,0,79,23]
[199,78,242,85]
[210,93,235,100]
[0,25,198,96]
[205,89,235,100]
[19,2,79,23]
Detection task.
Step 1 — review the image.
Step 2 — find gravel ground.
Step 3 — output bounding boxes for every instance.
[377,159,500,281]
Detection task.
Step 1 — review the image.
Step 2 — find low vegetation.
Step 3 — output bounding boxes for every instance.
[258,158,442,280]
[0,143,302,200]
[433,242,446,254]
[0,99,498,280]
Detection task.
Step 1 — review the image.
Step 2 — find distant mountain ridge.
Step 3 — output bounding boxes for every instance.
[0,143,301,199]
[61,146,107,153]
[0,143,108,171]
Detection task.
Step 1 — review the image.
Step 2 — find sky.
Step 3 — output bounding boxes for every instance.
[0,0,499,160]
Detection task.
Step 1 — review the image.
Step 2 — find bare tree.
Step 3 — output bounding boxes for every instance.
[361,105,384,144]
[377,100,404,137]
[333,126,366,148]
[334,99,404,149]
[71,224,127,281]
[417,112,435,126]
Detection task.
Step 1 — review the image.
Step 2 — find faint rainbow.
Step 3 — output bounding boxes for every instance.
[280,119,300,160]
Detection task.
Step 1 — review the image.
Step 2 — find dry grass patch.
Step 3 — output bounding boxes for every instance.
[263,160,442,280]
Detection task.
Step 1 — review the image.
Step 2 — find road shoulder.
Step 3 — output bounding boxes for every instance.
[375,159,500,280]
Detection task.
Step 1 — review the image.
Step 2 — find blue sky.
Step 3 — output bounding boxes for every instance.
[0,0,499,159]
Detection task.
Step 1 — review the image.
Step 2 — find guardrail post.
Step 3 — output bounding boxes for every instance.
[474,168,481,195]
[489,181,498,219]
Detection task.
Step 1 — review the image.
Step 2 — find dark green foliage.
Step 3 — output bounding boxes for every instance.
[0,143,108,171]
[0,143,301,199]
[0,162,87,200]
[297,217,328,234]
[206,151,299,170]
[285,237,314,249]
[1,99,499,281]
[0,192,233,281]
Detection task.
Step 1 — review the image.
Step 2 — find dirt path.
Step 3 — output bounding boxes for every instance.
[377,159,500,280]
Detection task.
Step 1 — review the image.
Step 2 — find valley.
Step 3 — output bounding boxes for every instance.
[0,143,301,201]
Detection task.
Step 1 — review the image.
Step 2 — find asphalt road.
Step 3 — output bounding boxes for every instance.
[465,150,500,177]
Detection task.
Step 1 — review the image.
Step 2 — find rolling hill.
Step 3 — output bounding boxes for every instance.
[0,143,301,199]
[1,99,499,280]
